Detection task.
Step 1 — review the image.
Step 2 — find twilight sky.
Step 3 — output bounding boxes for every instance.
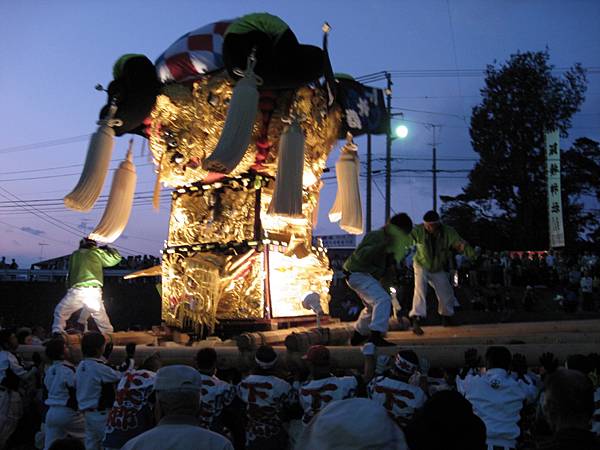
[1,0,599,266]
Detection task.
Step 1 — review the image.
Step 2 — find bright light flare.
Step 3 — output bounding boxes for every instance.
[395,124,409,139]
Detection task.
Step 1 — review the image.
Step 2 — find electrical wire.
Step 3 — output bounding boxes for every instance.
[372,179,396,214]
[0,154,155,176]
[0,163,154,182]
[0,134,92,155]
[0,219,72,246]
[0,186,144,254]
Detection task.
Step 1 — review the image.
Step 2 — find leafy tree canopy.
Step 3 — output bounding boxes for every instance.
[441,50,598,250]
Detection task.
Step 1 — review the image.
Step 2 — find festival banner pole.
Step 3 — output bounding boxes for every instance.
[545,130,565,248]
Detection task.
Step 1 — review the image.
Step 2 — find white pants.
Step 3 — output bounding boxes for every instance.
[0,389,22,449]
[52,286,113,334]
[84,410,109,450]
[346,272,391,334]
[410,263,457,318]
[44,406,85,450]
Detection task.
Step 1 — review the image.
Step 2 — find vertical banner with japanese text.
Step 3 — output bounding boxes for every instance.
[545,130,565,248]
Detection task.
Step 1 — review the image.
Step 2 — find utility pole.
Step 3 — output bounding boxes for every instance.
[366,133,372,232]
[432,125,438,212]
[384,72,393,222]
[38,243,48,262]
[426,124,441,212]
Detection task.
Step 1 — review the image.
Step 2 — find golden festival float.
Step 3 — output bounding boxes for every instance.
[62,14,387,335]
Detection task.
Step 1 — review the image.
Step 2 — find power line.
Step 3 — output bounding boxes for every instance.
[387,67,600,78]
[373,179,396,215]
[0,201,171,214]
[355,67,600,84]
[0,219,72,246]
[392,106,467,121]
[0,163,154,182]
[0,193,172,212]
[0,134,92,155]
[0,189,163,204]
[368,156,479,162]
[0,200,171,213]
[0,186,144,254]
[0,194,171,208]
[0,155,155,176]
[0,186,86,235]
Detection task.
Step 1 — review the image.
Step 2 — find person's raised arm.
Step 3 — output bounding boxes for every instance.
[362,343,376,383]
[97,246,122,267]
[459,348,481,381]
[448,227,476,259]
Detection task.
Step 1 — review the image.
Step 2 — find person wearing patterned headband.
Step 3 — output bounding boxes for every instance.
[237,345,295,450]
[367,348,427,428]
[298,345,359,425]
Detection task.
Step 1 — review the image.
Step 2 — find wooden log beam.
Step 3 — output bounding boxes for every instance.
[19,341,598,371]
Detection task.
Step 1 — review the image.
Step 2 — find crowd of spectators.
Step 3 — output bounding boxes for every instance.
[1,328,599,449]
[331,249,600,321]
[112,255,160,271]
[454,249,600,313]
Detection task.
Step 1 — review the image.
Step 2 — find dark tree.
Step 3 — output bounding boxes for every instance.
[441,50,594,250]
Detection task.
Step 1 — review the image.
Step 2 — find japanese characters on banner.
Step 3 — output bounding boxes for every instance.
[545,130,565,248]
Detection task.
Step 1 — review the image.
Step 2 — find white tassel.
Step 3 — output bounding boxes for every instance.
[88,139,137,243]
[329,133,363,234]
[203,51,261,173]
[64,103,122,211]
[267,120,305,218]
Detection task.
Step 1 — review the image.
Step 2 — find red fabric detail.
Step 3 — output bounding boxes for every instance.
[202,172,226,184]
[165,53,198,81]
[213,22,230,36]
[142,117,153,137]
[252,91,278,169]
[188,34,214,52]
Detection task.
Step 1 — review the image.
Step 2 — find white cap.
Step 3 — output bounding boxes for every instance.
[296,398,408,450]
[154,365,202,392]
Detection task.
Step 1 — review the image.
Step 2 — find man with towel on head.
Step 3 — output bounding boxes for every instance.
[343,213,414,347]
[409,210,475,335]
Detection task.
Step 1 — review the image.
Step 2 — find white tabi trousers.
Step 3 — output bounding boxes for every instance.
[52,286,113,334]
[346,272,391,335]
[44,406,85,450]
[409,262,457,318]
[83,410,109,450]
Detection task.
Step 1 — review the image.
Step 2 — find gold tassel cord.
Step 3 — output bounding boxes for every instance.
[64,103,122,212]
[267,120,305,218]
[202,50,261,174]
[153,151,166,211]
[88,139,137,243]
[328,133,363,234]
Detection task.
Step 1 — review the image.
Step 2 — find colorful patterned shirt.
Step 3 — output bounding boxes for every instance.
[368,375,427,428]
[299,376,357,424]
[237,374,293,449]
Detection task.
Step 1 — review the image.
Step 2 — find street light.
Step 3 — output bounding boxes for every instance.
[384,112,408,222]
[395,124,409,139]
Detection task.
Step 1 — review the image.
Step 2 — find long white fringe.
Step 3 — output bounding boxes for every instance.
[267,120,305,218]
[88,140,137,243]
[202,51,260,174]
[64,103,122,212]
[329,134,363,234]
